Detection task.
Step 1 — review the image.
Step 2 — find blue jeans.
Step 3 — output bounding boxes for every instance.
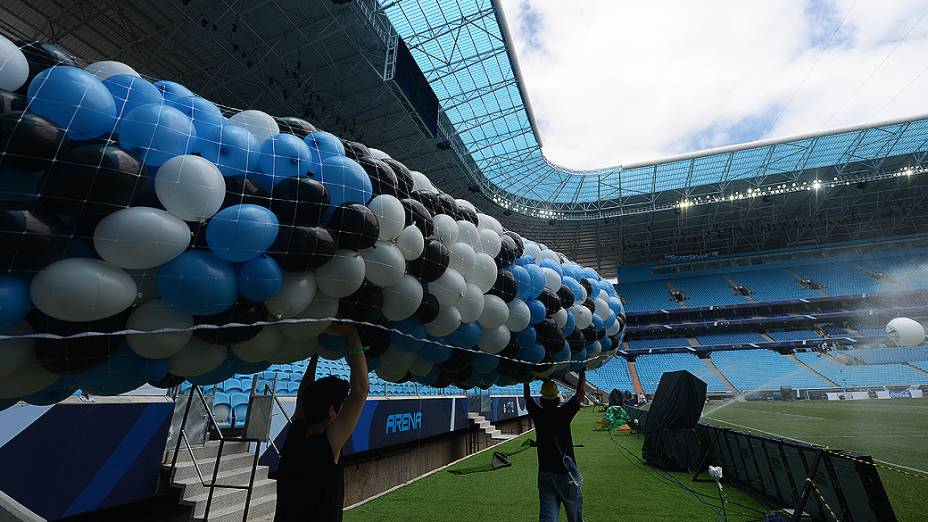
[538,471,583,522]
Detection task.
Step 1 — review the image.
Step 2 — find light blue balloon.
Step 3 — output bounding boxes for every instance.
[449,322,481,348]
[171,95,225,138]
[102,74,163,119]
[608,296,624,317]
[603,311,617,330]
[420,338,452,364]
[562,276,584,303]
[159,251,238,315]
[154,80,195,107]
[304,130,345,173]
[601,336,613,351]
[511,265,532,299]
[471,352,499,374]
[27,66,117,140]
[591,314,604,332]
[255,134,312,193]
[319,155,372,207]
[563,310,576,337]
[525,265,546,299]
[238,256,283,302]
[119,104,196,166]
[196,124,261,178]
[206,204,279,262]
[514,255,534,267]
[528,299,546,325]
[518,344,545,364]
[539,258,563,276]
[0,276,31,330]
[516,326,537,348]
[391,318,426,352]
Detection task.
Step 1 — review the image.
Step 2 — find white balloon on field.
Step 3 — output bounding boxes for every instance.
[280,293,338,341]
[126,299,193,359]
[457,283,485,323]
[886,317,926,347]
[542,267,561,291]
[478,295,509,329]
[552,308,568,329]
[316,250,365,298]
[0,350,58,399]
[268,334,317,364]
[232,325,281,362]
[155,155,225,222]
[228,109,280,142]
[382,275,424,321]
[425,305,461,337]
[396,225,424,260]
[456,220,480,250]
[0,322,34,379]
[0,35,29,91]
[31,258,137,322]
[168,338,227,377]
[477,228,501,257]
[380,347,417,374]
[266,271,317,319]
[429,268,465,306]
[506,299,531,331]
[478,324,509,354]
[448,242,476,275]
[367,195,405,241]
[470,253,497,293]
[432,214,458,246]
[93,207,190,269]
[571,304,593,330]
[367,148,390,160]
[360,241,405,288]
[85,60,140,79]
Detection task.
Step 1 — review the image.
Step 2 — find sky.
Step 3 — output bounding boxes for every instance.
[499,0,928,169]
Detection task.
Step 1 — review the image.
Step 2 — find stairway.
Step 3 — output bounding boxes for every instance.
[788,353,839,387]
[702,358,737,393]
[165,440,276,521]
[627,360,644,397]
[467,413,515,440]
[785,268,828,297]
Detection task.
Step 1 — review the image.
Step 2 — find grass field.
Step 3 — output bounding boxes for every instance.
[702,398,928,522]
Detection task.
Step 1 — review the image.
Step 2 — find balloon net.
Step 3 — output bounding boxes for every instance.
[0,36,626,406]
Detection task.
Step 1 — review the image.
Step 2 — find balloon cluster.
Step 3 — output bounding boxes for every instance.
[0,36,626,404]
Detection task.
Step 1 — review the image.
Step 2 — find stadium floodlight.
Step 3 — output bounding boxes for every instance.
[812,180,822,190]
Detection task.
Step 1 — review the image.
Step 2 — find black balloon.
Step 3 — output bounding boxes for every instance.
[276,117,316,138]
[580,326,597,343]
[223,175,269,209]
[414,293,440,324]
[409,190,442,215]
[400,198,433,236]
[566,329,586,353]
[502,231,524,257]
[534,318,565,354]
[438,349,473,373]
[30,309,130,375]
[357,157,399,197]
[381,158,414,197]
[0,90,27,113]
[0,112,68,171]
[580,278,593,298]
[359,323,390,358]
[458,205,479,226]
[269,176,328,227]
[406,239,449,283]
[435,193,460,218]
[495,235,517,267]
[488,269,517,302]
[0,206,70,270]
[16,41,82,94]
[498,335,520,360]
[268,225,336,272]
[341,139,370,161]
[148,372,186,389]
[538,288,562,315]
[327,203,379,250]
[582,298,595,313]
[194,300,266,344]
[337,281,383,323]
[556,284,575,308]
[40,144,149,216]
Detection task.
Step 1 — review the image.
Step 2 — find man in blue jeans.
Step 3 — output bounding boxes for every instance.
[523,369,586,522]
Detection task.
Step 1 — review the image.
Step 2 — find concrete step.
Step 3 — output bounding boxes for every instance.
[185,478,276,519]
[193,493,277,522]
[177,466,270,500]
[166,440,252,464]
[170,452,257,483]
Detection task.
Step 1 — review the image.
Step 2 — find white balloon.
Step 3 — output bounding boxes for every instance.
[0,35,29,91]
[360,241,405,288]
[506,299,531,331]
[280,293,338,340]
[232,325,281,362]
[477,228,501,257]
[542,267,562,291]
[380,347,417,373]
[410,171,437,193]
[553,308,568,329]
[409,357,434,377]
[478,324,509,354]
[476,213,503,234]
[598,289,609,301]
[432,214,458,246]
[593,297,610,319]
[375,363,408,383]
[448,242,476,275]
[0,350,57,399]
[0,322,34,379]
[396,225,425,260]
[533,366,557,379]
[266,271,316,318]
[155,155,225,221]
[382,275,424,321]
[455,199,476,213]
[524,242,542,259]
[456,220,481,249]
[228,109,280,142]
[478,294,509,329]
[31,258,136,322]
[126,300,193,359]
[572,304,593,330]
[886,317,926,347]
[168,338,227,377]
[85,60,140,79]
[541,250,560,264]
[316,345,346,361]
[606,320,621,336]
[587,340,602,358]
[457,283,485,323]
[268,335,317,364]
[367,195,405,240]
[367,147,391,160]
[470,253,497,293]
[93,207,190,269]
[425,305,461,337]
[316,250,365,298]
[429,268,465,306]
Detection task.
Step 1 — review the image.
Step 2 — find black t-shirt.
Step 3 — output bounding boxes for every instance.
[274,419,344,522]
[526,396,581,474]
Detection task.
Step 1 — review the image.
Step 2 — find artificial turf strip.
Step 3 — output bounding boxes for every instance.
[344,407,768,521]
[702,398,928,522]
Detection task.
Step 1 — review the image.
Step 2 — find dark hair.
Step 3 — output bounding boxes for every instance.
[301,376,350,424]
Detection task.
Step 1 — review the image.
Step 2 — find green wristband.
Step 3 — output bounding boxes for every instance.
[348,346,366,356]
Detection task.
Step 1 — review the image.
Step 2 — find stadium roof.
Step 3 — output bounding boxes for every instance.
[381,0,928,219]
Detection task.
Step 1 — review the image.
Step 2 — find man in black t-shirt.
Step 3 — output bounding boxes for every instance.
[523,370,586,522]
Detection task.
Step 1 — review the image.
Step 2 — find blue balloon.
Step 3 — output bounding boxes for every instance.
[118,104,195,166]
[563,309,576,337]
[367,356,381,372]
[518,344,545,364]
[0,276,30,331]
[304,130,345,172]
[608,296,624,317]
[511,265,532,299]
[159,251,238,315]
[255,134,312,193]
[319,156,372,207]
[591,314,604,332]
[23,378,77,405]
[27,66,117,140]
[527,299,546,325]
[196,124,261,177]
[391,318,426,352]
[471,352,499,374]
[77,345,147,395]
[143,357,169,382]
[319,333,347,351]
[539,258,563,276]
[525,265,546,299]
[154,80,195,107]
[479,369,500,386]
[419,366,440,386]
[516,326,537,348]
[171,95,225,138]
[420,338,452,364]
[206,204,279,262]
[231,358,271,375]
[553,344,571,363]
[449,322,481,348]
[601,336,613,351]
[102,74,163,119]
[603,312,616,329]
[570,348,588,371]
[238,256,283,302]
[562,276,584,303]
[513,255,535,267]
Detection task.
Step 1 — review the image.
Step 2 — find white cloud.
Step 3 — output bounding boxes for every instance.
[499,0,928,169]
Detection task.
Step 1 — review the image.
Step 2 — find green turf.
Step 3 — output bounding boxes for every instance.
[702,398,928,522]
[344,408,768,521]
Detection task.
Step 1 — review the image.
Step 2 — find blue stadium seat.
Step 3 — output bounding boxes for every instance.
[212,392,231,429]
[635,353,728,393]
[222,378,243,394]
[287,382,301,395]
[230,393,250,428]
[587,357,634,393]
[256,380,274,395]
[712,350,829,391]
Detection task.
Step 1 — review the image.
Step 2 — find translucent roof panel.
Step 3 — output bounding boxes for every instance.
[380,0,928,214]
